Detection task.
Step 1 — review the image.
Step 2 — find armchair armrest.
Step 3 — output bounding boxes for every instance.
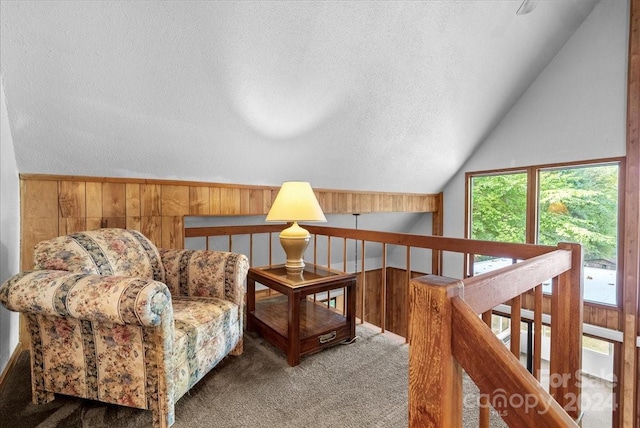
[159,249,249,306]
[0,270,172,327]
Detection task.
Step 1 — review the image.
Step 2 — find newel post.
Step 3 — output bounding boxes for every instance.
[550,242,584,422]
[408,274,464,428]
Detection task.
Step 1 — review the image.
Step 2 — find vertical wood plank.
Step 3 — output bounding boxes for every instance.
[58,181,85,218]
[141,184,161,217]
[125,183,141,231]
[161,185,189,216]
[126,183,141,218]
[239,188,251,214]
[102,182,126,218]
[161,216,184,249]
[101,217,126,229]
[334,192,348,213]
[220,188,241,215]
[189,186,210,215]
[622,2,640,426]
[352,194,361,214]
[21,180,59,270]
[59,217,86,235]
[126,216,141,231]
[141,216,162,246]
[86,217,103,231]
[22,179,58,220]
[20,218,58,270]
[210,187,221,215]
[382,194,393,212]
[371,194,380,212]
[318,191,333,214]
[246,189,262,215]
[86,182,102,220]
[262,189,273,214]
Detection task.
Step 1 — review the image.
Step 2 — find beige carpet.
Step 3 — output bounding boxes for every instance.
[0,324,505,427]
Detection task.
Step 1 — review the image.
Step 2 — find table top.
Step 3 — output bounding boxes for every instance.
[249,264,355,288]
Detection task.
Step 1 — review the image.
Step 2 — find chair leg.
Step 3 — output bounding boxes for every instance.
[230,336,243,356]
[32,389,55,405]
[151,404,174,428]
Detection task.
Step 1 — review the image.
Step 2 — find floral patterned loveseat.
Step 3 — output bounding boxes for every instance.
[0,228,249,428]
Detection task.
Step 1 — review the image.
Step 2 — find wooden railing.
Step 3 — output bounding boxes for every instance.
[409,244,583,427]
[185,224,583,427]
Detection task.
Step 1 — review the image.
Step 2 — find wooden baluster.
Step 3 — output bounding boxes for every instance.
[361,240,366,324]
[381,243,387,333]
[336,238,347,315]
[327,236,331,270]
[533,284,543,381]
[479,310,492,428]
[406,246,411,344]
[510,295,521,361]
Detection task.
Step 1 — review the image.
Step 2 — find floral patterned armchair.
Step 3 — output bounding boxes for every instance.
[0,228,249,428]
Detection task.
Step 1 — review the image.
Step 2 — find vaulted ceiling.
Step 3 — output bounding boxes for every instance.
[0,0,600,193]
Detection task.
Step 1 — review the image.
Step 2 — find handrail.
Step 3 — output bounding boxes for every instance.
[463,249,572,314]
[409,242,583,427]
[186,224,557,259]
[451,296,578,427]
[185,224,583,427]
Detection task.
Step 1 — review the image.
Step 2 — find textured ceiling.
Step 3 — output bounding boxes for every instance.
[0,0,599,193]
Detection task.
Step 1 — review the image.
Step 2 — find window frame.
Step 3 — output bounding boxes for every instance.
[465,157,625,310]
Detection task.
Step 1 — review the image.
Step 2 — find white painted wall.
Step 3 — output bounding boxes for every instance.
[0,79,21,375]
[441,0,629,278]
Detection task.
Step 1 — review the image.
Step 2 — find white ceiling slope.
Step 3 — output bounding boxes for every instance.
[0,0,599,193]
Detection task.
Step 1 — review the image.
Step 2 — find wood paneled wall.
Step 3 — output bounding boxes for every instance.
[20,174,441,271]
[364,267,624,337]
[356,267,425,338]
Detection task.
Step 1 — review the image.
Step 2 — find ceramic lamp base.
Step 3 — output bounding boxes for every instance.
[279,221,310,276]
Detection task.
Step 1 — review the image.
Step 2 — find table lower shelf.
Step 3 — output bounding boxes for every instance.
[250,295,352,357]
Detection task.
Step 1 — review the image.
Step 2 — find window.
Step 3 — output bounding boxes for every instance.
[468,160,621,306]
[470,172,527,276]
[538,165,619,305]
[470,172,528,244]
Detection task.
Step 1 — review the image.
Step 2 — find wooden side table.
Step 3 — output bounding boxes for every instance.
[246,264,356,366]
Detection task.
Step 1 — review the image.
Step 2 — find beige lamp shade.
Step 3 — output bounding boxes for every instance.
[266,182,326,275]
[265,181,327,223]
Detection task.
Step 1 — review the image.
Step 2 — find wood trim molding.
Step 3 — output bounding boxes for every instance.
[0,343,23,392]
[622,1,640,426]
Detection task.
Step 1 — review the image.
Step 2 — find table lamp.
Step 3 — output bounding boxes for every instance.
[266,181,327,275]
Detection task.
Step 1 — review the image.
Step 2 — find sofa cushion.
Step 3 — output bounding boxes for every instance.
[33,228,165,283]
[171,297,240,399]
